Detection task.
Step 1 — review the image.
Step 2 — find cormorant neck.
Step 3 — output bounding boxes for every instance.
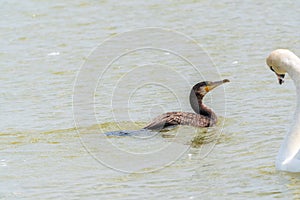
[199,102,214,117]
[189,91,215,118]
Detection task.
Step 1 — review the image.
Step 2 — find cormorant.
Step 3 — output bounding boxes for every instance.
[144,79,229,130]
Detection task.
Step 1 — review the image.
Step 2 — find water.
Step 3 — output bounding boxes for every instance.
[1,0,300,199]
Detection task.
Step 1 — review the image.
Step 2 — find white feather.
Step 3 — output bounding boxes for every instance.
[267,49,300,172]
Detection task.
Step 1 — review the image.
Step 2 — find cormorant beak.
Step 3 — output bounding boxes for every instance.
[205,79,230,92]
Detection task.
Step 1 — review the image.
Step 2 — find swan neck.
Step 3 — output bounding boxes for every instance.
[296,86,300,111]
[277,77,300,170]
[286,58,300,85]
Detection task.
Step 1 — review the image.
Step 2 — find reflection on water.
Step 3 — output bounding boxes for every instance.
[1,0,300,199]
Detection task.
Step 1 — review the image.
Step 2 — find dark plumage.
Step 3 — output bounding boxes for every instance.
[144,79,229,130]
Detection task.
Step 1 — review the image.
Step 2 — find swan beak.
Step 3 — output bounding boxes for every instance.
[276,73,285,85]
[205,79,230,92]
[270,66,285,84]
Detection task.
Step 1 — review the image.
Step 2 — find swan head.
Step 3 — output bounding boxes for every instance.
[266,49,293,84]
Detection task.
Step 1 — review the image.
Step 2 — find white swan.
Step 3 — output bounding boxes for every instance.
[266,49,300,172]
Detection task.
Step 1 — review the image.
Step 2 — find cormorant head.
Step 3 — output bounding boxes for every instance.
[191,79,230,98]
[266,49,294,85]
[189,79,229,114]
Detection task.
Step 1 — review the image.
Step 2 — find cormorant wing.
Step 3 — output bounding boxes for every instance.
[144,112,212,130]
[143,112,182,130]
